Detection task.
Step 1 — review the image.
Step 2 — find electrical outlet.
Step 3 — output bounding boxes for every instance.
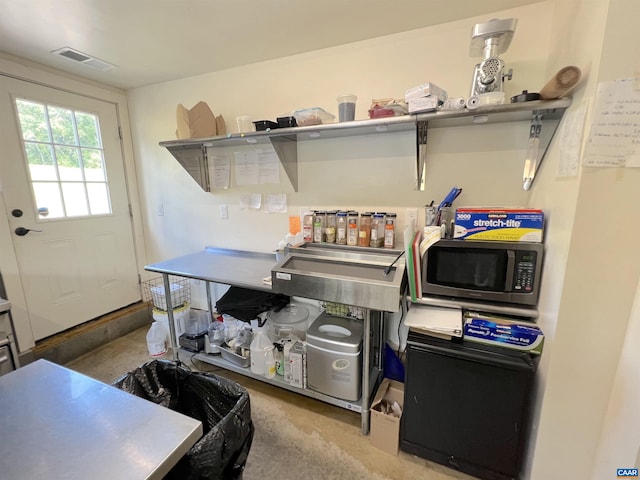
[406,208,418,230]
[219,204,228,220]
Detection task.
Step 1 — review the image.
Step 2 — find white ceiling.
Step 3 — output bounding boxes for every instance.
[0,0,543,90]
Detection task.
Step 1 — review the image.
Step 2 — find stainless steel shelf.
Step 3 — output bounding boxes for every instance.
[192,350,379,414]
[159,98,572,192]
[411,295,539,319]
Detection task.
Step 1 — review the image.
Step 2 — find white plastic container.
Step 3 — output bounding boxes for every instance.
[146,322,168,357]
[250,327,272,375]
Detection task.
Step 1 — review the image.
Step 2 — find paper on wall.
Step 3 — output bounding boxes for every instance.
[265,194,287,214]
[257,149,280,184]
[234,150,259,185]
[210,153,230,189]
[240,193,261,210]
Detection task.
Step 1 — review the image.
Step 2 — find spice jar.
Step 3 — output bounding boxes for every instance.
[336,211,347,245]
[384,213,397,248]
[358,212,372,247]
[313,211,326,243]
[347,211,359,246]
[302,212,314,243]
[370,213,385,247]
[325,210,337,243]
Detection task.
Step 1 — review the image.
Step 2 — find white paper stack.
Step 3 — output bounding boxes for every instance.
[403,305,463,338]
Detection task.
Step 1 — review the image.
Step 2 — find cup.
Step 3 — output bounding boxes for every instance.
[337,94,357,122]
[236,116,255,133]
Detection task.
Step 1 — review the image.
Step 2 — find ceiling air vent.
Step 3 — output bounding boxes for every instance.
[51,47,117,71]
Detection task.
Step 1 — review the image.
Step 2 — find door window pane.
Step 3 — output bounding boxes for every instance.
[87,183,110,215]
[25,142,57,181]
[16,100,51,142]
[75,112,100,148]
[61,183,89,217]
[48,106,77,145]
[82,149,106,181]
[15,98,112,219]
[32,182,64,219]
[55,146,83,181]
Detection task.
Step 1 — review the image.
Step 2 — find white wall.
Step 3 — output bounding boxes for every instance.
[531,0,640,478]
[128,3,552,263]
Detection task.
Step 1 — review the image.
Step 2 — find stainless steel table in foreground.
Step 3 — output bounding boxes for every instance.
[0,359,203,480]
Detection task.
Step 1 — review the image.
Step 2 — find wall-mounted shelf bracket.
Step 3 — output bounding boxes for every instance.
[416,121,428,191]
[522,109,563,190]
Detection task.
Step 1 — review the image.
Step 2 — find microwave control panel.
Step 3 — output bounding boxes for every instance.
[513,251,537,292]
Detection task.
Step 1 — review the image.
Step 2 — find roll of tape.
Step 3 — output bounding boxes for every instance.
[467,96,480,110]
[441,97,466,111]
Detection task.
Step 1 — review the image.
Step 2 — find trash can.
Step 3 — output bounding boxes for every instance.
[113,360,253,480]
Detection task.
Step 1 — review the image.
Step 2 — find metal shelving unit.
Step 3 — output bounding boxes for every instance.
[159,98,572,192]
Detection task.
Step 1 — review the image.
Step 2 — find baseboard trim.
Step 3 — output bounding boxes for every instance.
[26,302,151,366]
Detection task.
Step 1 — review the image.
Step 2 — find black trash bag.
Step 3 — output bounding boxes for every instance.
[113,360,254,480]
[215,286,290,321]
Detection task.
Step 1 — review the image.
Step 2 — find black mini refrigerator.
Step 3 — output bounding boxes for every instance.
[400,330,539,480]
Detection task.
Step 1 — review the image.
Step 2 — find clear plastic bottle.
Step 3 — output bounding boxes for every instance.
[370,213,385,248]
[358,212,372,247]
[347,211,359,246]
[325,211,337,243]
[313,211,326,243]
[384,213,397,248]
[146,322,167,357]
[265,346,276,379]
[336,212,347,245]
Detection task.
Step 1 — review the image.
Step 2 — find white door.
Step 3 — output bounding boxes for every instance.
[0,76,140,340]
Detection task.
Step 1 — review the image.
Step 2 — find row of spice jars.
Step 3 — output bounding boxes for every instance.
[303,210,397,248]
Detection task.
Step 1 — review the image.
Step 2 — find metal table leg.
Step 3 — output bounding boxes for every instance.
[361,308,371,434]
[162,274,181,364]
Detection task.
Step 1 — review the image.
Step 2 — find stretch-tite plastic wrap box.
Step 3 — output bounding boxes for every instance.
[454,208,544,242]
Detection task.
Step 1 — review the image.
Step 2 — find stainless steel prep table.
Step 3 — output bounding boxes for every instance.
[0,359,203,480]
[144,246,385,434]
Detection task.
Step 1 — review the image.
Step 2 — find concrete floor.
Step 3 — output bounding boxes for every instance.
[66,325,475,480]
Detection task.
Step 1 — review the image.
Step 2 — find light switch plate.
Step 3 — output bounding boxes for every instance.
[219,204,229,219]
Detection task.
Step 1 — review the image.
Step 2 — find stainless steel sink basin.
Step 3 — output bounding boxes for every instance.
[272,244,406,312]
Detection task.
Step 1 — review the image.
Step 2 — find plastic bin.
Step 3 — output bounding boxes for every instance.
[113,360,254,480]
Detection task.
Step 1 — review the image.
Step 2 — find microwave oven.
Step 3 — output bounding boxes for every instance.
[421,240,543,307]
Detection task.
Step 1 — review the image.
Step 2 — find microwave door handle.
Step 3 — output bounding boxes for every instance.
[505,251,516,291]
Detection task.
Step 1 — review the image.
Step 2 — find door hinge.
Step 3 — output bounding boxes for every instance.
[138,274,141,285]
[118,126,123,140]
[128,204,133,217]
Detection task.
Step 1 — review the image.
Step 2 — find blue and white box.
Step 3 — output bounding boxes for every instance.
[463,315,544,354]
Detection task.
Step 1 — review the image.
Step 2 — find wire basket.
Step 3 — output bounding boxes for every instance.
[321,301,365,320]
[142,276,191,311]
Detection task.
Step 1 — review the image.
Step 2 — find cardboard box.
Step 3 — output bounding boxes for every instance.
[463,315,545,354]
[370,379,404,455]
[405,82,448,103]
[408,96,440,113]
[454,208,544,242]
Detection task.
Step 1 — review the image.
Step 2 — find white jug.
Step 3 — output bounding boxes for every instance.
[250,327,272,375]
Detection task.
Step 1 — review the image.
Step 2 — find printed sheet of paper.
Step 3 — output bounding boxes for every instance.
[557,102,588,177]
[210,153,230,189]
[239,193,262,210]
[234,151,259,185]
[265,194,287,214]
[583,79,640,167]
[257,149,280,184]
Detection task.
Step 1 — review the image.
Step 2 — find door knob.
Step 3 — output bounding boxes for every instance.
[15,227,42,237]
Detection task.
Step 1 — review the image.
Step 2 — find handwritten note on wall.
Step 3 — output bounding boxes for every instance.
[583,79,640,167]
